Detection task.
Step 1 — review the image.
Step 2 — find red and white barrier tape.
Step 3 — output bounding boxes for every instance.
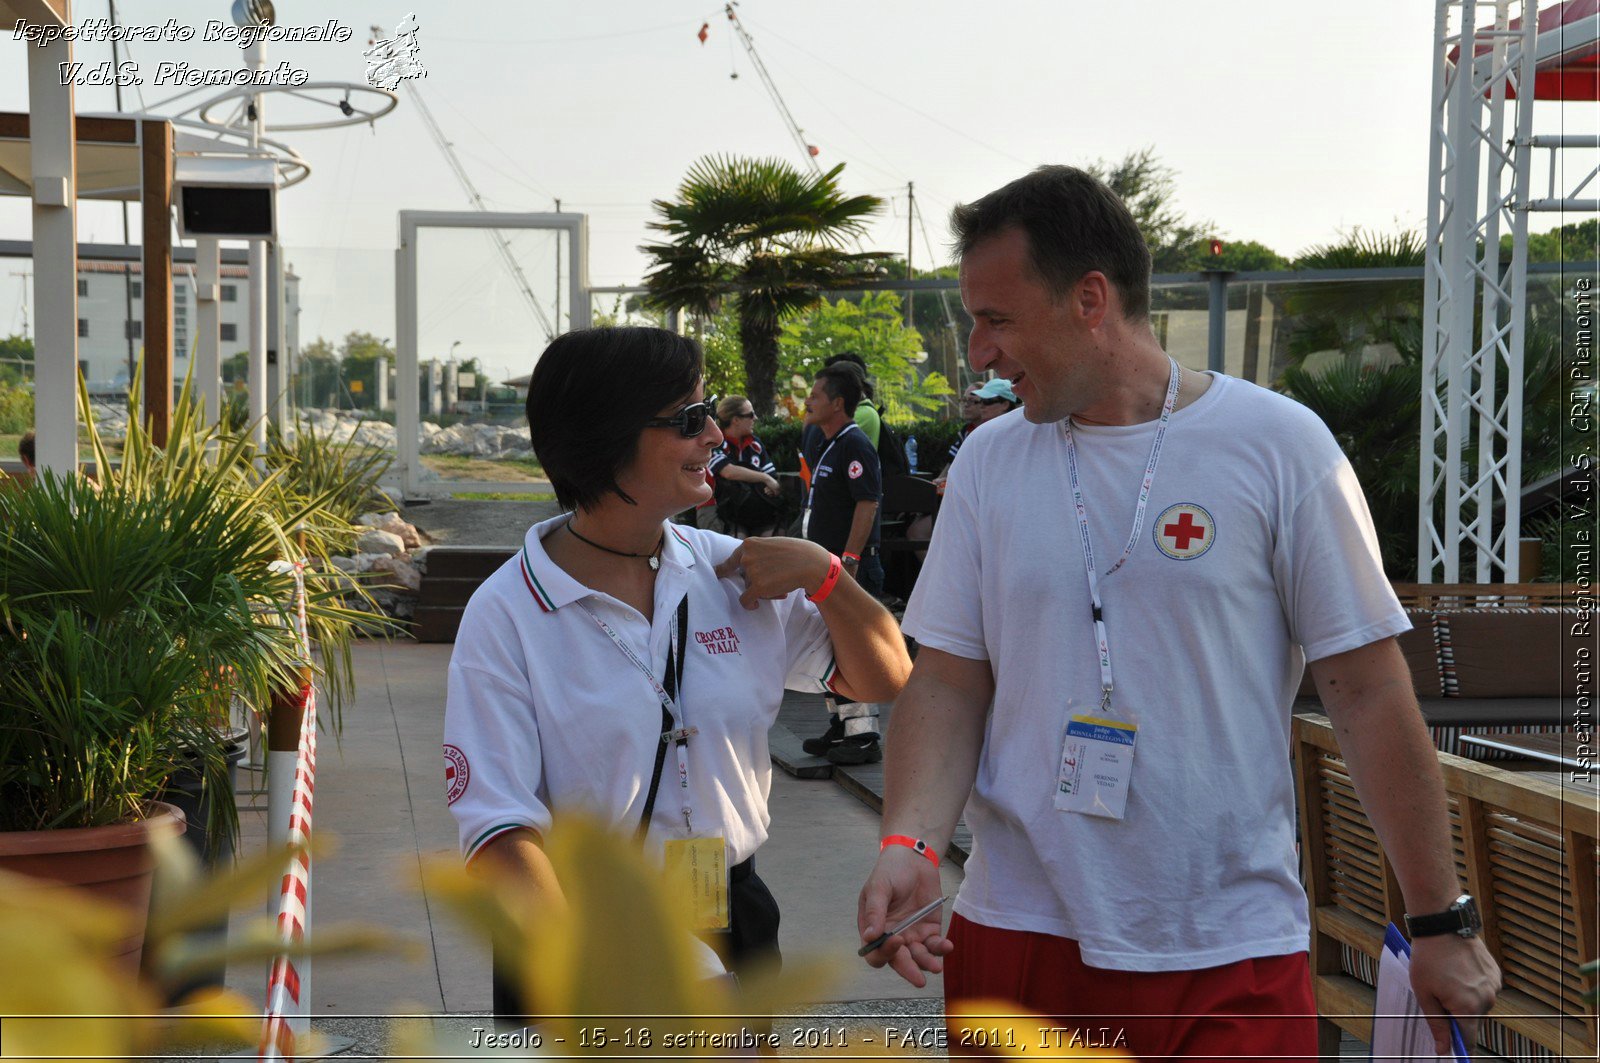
[258,559,318,1062]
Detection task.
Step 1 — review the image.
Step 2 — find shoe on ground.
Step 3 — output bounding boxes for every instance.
[802,716,844,757]
[826,734,882,766]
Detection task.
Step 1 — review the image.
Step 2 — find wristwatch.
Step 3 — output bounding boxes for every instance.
[1404,894,1483,939]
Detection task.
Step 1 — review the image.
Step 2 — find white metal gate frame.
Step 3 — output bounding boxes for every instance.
[394,211,591,500]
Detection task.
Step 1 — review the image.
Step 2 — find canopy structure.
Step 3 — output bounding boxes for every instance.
[0,112,177,439]
[1448,0,1600,99]
[1420,0,1598,584]
[1525,0,1600,98]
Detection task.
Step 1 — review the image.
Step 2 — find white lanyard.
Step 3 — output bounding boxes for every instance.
[1062,357,1182,712]
[578,596,696,832]
[805,422,862,513]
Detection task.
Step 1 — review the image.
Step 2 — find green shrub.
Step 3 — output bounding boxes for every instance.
[264,420,394,527]
[0,383,32,435]
[753,416,804,471]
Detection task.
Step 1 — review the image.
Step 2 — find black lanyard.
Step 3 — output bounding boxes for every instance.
[637,595,689,840]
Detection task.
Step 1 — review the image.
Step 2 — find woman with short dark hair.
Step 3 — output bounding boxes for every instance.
[443,327,911,1016]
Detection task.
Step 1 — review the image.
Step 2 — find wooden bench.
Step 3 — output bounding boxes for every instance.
[1293,713,1599,1060]
[1298,585,1583,759]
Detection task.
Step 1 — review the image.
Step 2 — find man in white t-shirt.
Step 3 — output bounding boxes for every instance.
[854,166,1501,1060]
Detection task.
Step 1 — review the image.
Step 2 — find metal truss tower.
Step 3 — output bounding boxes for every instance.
[1420,0,1599,583]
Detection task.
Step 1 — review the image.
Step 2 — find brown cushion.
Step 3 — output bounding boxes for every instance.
[1438,609,1578,698]
[1397,612,1444,699]
[1298,609,1441,699]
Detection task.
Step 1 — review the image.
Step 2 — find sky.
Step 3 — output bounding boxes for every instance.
[1,0,1594,386]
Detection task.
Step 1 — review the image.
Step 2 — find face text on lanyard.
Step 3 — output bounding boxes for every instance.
[1054,358,1182,820]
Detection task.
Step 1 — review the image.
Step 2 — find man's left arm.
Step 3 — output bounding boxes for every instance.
[842,499,878,578]
[1311,637,1502,1052]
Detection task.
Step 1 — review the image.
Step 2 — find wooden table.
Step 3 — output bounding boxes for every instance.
[1457,730,1593,771]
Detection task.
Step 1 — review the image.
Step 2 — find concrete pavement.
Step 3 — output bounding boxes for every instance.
[226,640,959,1019]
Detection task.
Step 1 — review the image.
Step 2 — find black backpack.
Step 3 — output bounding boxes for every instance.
[867,403,909,478]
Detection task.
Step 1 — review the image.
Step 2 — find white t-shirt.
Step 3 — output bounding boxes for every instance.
[902,373,1408,971]
[444,515,839,865]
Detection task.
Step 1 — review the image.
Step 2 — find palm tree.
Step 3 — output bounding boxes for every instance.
[640,156,887,414]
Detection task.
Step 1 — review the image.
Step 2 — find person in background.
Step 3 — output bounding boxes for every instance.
[935,379,1018,485]
[799,354,880,492]
[799,363,886,766]
[710,395,782,539]
[4,430,36,491]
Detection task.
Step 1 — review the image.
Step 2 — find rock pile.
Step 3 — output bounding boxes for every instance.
[328,511,429,621]
[294,410,534,459]
[88,404,535,462]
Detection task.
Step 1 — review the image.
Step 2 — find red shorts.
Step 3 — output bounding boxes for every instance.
[944,913,1319,1062]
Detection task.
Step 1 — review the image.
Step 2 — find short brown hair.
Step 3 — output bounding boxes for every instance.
[951,165,1152,319]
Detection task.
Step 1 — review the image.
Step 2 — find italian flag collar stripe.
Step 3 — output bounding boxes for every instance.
[520,544,555,613]
[670,526,693,551]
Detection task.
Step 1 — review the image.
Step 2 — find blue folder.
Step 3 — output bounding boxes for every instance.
[1377,922,1470,1063]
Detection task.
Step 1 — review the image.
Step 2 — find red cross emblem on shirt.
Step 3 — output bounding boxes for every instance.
[1164,512,1206,549]
[1153,503,1215,560]
[444,744,470,804]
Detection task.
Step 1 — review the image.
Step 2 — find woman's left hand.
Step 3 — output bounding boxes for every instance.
[714,537,833,610]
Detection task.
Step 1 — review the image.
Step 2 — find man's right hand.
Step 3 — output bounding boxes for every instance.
[857,845,952,987]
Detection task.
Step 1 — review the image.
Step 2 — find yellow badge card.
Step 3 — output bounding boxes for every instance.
[662,836,730,931]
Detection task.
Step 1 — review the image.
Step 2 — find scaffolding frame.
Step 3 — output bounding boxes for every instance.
[1421,0,1600,583]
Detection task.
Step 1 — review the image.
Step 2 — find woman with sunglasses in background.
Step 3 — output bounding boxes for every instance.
[443,327,911,1020]
[709,395,783,539]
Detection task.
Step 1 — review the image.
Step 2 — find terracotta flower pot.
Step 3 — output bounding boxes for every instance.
[0,802,186,973]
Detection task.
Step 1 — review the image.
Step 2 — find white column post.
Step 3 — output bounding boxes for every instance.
[396,234,420,497]
[375,354,389,412]
[245,40,267,450]
[569,213,591,328]
[29,23,79,473]
[195,237,221,424]
[267,240,289,430]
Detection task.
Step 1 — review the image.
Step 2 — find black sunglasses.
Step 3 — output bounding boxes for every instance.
[644,396,719,437]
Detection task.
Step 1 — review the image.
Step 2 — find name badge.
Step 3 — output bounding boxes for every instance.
[662,836,730,931]
[1054,715,1138,820]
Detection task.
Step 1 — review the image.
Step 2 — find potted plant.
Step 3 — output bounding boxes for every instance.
[0,377,370,973]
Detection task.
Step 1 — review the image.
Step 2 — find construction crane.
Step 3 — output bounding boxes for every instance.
[723,3,822,176]
[390,50,556,341]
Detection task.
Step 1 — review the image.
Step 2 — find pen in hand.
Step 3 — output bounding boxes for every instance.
[858,896,946,957]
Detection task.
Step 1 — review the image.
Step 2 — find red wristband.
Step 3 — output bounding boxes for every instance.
[841,551,861,562]
[881,834,939,868]
[807,553,843,604]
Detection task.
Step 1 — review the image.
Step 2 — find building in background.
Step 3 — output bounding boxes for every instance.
[74,260,300,392]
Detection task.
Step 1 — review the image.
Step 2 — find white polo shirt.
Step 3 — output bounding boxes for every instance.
[444,514,840,865]
[903,373,1409,971]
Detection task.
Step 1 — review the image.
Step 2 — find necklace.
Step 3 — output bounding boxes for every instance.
[566,518,664,571]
